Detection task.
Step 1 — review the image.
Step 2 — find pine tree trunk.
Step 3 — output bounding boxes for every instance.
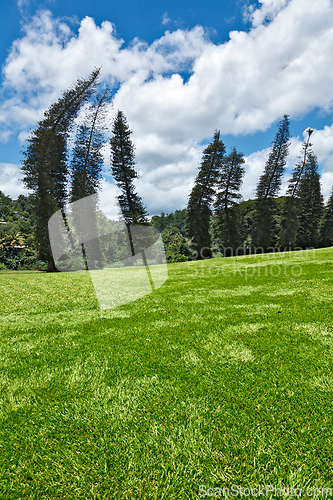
[47,258,58,272]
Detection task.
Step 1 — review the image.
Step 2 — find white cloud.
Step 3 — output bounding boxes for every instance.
[1,0,333,210]
[17,0,30,11]
[244,0,291,27]
[4,0,333,139]
[0,11,208,136]
[241,148,270,200]
[310,125,333,200]
[0,163,30,199]
[162,13,170,26]
[98,179,122,220]
[321,171,333,200]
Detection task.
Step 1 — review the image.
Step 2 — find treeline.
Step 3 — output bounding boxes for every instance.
[2,68,333,271]
[185,116,333,259]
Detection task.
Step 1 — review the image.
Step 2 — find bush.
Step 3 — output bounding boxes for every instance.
[0,247,46,270]
[173,254,188,263]
[0,262,7,270]
[29,261,48,271]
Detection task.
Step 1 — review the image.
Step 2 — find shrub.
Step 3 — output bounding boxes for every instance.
[173,254,188,263]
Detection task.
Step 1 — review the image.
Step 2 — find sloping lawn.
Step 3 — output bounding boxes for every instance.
[0,248,332,499]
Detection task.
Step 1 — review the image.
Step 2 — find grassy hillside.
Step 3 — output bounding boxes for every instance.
[0,249,333,498]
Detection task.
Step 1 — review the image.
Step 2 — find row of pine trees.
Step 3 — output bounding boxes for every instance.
[20,69,333,270]
[186,115,333,258]
[21,69,148,271]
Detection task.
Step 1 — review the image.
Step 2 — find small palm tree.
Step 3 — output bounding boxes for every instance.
[0,228,24,249]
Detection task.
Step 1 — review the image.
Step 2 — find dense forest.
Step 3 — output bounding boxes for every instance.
[2,189,333,270]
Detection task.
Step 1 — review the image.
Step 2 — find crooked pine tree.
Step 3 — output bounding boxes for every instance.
[70,89,110,201]
[253,115,290,251]
[70,88,111,270]
[279,128,313,249]
[21,68,101,271]
[186,130,225,259]
[214,147,245,255]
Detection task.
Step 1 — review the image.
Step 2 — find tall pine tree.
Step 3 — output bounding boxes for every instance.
[21,68,100,271]
[214,147,245,255]
[253,115,290,251]
[279,128,313,249]
[186,130,225,259]
[296,152,323,248]
[109,110,148,256]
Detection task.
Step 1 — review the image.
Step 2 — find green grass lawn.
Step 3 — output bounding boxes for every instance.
[0,248,333,499]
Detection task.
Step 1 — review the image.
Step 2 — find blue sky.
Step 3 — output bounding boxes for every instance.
[1,0,333,216]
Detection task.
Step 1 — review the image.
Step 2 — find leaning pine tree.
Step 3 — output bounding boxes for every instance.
[70,89,110,201]
[279,128,313,249]
[70,88,111,269]
[109,110,148,257]
[214,147,245,255]
[21,68,100,271]
[186,130,225,259]
[253,114,290,251]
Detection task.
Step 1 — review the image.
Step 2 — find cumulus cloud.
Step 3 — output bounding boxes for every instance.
[1,0,333,210]
[244,0,291,26]
[0,11,208,135]
[0,164,30,199]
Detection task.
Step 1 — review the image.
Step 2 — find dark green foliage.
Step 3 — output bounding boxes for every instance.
[21,69,101,270]
[256,115,290,200]
[0,192,42,270]
[0,192,35,243]
[0,246,45,271]
[278,196,300,249]
[254,115,290,250]
[320,188,333,247]
[0,191,13,220]
[151,209,186,236]
[214,147,245,254]
[110,110,148,232]
[186,130,225,259]
[253,198,276,251]
[237,199,256,252]
[279,129,313,248]
[160,226,191,262]
[296,153,324,249]
[151,209,191,260]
